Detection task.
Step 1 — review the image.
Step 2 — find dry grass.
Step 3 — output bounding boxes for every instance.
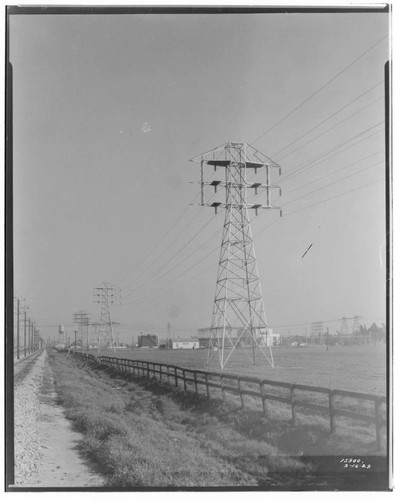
[49,351,315,487]
[48,350,387,489]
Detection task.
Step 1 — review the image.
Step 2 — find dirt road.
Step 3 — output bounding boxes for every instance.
[13,350,105,488]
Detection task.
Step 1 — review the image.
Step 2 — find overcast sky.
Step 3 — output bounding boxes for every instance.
[10,8,389,342]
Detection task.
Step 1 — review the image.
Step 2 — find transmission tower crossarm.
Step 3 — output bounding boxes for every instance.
[191,180,280,189]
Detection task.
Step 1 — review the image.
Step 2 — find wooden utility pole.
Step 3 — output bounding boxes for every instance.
[29,320,32,353]
[16,298,20,359]
[32,321,35,352]
[23,309,27,357]
[27,318,30,354]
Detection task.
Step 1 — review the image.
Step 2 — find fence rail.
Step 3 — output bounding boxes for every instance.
[73,352,387,450]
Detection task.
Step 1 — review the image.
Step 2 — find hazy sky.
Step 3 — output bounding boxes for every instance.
[10,9,389,342]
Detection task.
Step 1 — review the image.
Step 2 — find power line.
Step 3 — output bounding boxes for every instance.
[122,213,217,300]
[123,221,222,302]
[283,150,384,196]
[270,80,383,159]
[284,177,384,217]
[122,188,218,295]
[275,95,384,162]
[121,235,223,306]
[121,212,261,306]
[261,177,384,238]
[117,204,192,287]
[278,121,384,185]
[251,35,387,145]
[281,160,383,208]
[123,172,384,308]
[254,176,384,239]
[118,170,218,288]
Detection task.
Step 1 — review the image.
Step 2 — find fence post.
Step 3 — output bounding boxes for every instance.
[259,381,267,417]
[329,390,335,433]
[290,385,296,425]
[159,364,162,382]
[194,372,198,400]
[183,369,187,391]
[175,368,178,387]
[238,377,244,409]
[205,373,210,399]
[147,362,150,379]
[167,365,170,383]
[375,397,383,450]
[220,375,226,402]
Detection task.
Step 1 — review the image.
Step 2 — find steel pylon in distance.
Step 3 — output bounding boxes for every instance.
[191,142,282,370]
[94,282,121,351]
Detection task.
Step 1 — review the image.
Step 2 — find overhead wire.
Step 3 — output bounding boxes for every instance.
[280,160,384,209]
[117,203,192,287]
[119,169,217,289]
[251,34,387,145]
[274,95,384,163]
[269,80,384,159]
[123,122,385,305]
[283,149,384,196]
[122,166,385,308]
[122,209,261,304]
[277,121,384,185]
[122,36,388,314]
[123,222,222,302]
[255,176,385,239]
[121,180,217,294]
[122,215,261,306]
[122,212,218,299]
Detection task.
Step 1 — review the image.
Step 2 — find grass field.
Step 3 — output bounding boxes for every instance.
[49,351,388,488]
[88,344,386,396]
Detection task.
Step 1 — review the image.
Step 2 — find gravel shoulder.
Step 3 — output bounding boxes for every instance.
[13,350,105,488]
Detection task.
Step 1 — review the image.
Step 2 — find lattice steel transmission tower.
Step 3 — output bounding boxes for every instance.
[94,282,121,351]
[72,310,90,350]
[352,315,362,334]
[191,142,281,369]
[339,316,351,337]
[310,321,324,345]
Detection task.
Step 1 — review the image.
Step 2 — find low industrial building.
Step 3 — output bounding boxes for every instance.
[137,334,159,348]
[197,327,280,347]
[169,339,199,349]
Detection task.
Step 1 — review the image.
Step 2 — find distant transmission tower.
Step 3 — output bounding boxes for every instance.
[339,316,350,337]
[310,321,325,346]
[352,315,362,334]
[191,142,281,369]
[94,282,121,351]
[72,310,89,349]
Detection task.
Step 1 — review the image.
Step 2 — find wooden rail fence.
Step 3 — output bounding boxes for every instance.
[74,352,387,450]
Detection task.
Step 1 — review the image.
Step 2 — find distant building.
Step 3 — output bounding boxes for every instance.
[138,334,159,348]
[197,327,236,348]
[170,339,199,349]
[258,329,281,347]
[197,327,280,347]
[237,327,281,347]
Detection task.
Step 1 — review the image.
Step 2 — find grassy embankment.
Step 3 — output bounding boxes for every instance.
[48,350,383,488]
